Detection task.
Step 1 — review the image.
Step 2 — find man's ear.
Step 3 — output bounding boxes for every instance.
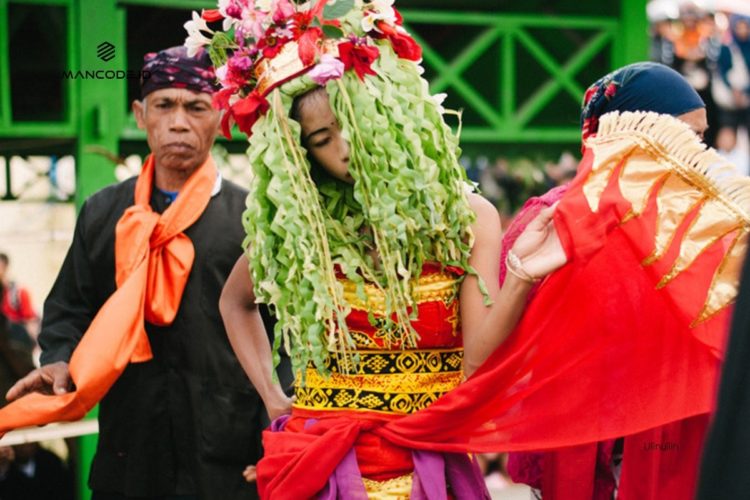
[132,99,146,130]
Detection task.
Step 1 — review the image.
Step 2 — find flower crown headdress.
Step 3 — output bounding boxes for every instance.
[184,0,422,139]
[184,0,484,376]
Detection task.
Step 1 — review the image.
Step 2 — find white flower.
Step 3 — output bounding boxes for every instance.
[215,64,229,85]
[184,11,214,57]
[184,11,213,37]
[256,0,272,11]
[361,0,397,33]
[185,32,213,57]
[431,93,447,114]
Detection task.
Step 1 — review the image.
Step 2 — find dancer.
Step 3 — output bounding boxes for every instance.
[203,0,564,496]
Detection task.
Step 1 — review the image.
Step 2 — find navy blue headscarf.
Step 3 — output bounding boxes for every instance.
[581,62,705,141]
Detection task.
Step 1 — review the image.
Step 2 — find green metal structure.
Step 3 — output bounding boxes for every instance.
[0,0,647,498]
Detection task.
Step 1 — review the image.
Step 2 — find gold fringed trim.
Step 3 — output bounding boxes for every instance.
[591,111,750,221]
[585,111,750,324]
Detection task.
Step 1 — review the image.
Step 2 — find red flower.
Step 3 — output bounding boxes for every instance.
[374,20,397,37]
[393,8,404,25]
[201,9,223,23]
[290,12,314,37]
[297,26,323,66]
[372,21,421,61]
[220,111,235,140]
[388,32,421,61]
[221,91,270,139]
[338,41,379,81]
[212,88,235,111]
[258,27,291,59]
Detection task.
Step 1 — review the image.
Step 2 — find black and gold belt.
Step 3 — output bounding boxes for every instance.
[293,348,464,415]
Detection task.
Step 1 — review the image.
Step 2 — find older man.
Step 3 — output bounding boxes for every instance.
[3,47,275,500]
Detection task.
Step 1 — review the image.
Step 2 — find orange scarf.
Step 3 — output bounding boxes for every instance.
[0,154,216,433]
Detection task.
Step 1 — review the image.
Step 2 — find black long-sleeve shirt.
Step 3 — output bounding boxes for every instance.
[39,174,275,499]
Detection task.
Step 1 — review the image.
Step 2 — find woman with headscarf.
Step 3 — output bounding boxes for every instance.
[504,62,728,500]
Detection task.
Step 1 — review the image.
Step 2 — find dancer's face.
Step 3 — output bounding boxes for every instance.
[296,89,353,184]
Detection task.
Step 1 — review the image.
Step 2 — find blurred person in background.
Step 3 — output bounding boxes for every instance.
[715,125,750,174]
[713,14,750,166]
[664,2,721,147]
[0,290,73,500]
[0,253,39,350]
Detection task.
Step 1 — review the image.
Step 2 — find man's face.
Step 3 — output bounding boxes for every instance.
[132,88,221,173]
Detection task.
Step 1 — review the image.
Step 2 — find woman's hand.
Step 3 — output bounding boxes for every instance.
[510,204,567,280]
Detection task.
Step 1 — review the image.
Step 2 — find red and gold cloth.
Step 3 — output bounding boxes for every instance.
[258,112,749,499]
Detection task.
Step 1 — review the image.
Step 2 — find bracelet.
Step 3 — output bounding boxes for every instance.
[506,250,541,284]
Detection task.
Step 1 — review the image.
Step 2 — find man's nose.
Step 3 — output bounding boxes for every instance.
[169,107,190,131]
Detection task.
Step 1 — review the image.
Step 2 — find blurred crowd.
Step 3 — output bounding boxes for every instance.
[0,252,75,500]
[650,1,750,174]
[472,2,750,227]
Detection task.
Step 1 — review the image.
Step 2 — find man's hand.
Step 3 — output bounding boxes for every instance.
[5,361,72,402]
[242,465,257,483]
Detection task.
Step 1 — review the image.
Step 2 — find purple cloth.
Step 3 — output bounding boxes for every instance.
[140,45,219,98]
[412,451,491,500]
[318,448,369,500]
[316,441,489,499]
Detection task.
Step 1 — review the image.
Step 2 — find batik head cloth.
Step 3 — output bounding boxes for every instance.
[580,62,704,142]
[140,45,219,99]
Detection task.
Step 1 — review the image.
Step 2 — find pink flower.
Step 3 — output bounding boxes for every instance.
[307,54,345,85]
[272,0,295,24]
[229,54,253,71]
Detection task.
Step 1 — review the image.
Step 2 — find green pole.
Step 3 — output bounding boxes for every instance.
[615,0,650,67]
[74,0,123,209]
[73,1,125,498]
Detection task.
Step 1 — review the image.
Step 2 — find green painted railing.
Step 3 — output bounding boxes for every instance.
[403,11,622,142]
